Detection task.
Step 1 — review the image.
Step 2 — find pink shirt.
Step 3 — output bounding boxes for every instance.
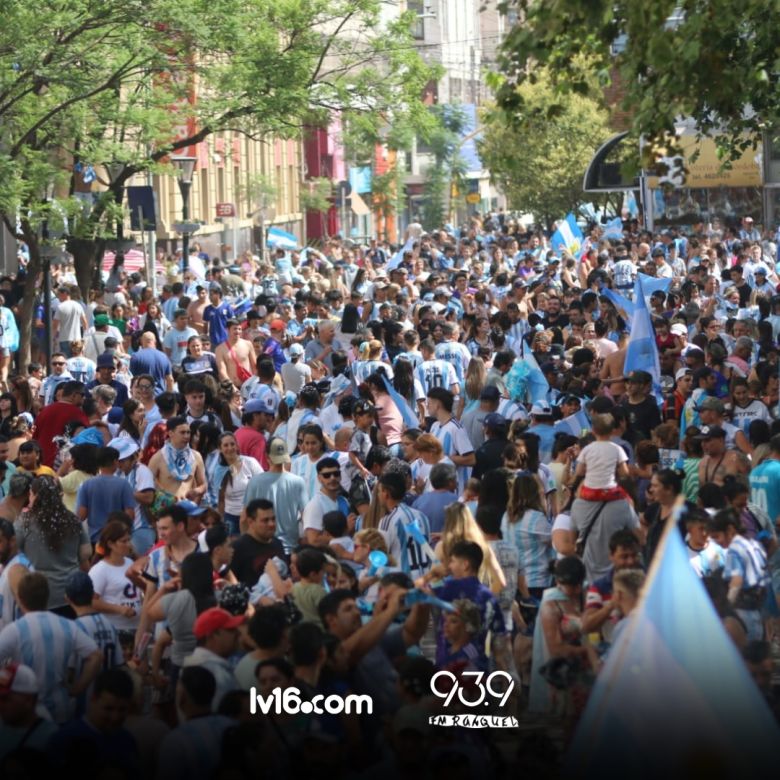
[374,393,403,445]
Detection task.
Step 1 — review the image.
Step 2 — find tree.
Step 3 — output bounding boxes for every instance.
[478,77,612,229]
[494,0,776,168]
[0,0,434,367]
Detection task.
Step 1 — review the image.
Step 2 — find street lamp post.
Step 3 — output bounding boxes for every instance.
[174,157,197,276]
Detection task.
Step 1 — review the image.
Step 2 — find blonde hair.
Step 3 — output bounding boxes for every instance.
[360,483,386,530]
[591,413,615,437]
[441,503,502,591]
[613,568,645,599]
[414,433,443,457]
[354,528,396,566]
[464,357,486,402]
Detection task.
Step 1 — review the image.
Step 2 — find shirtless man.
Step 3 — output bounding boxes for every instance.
[148,416,207,502]
[187,285,209,335]
[215,319,254,388]
[697,425,749,486]
[600,344,628,402]
[0,472,30,524]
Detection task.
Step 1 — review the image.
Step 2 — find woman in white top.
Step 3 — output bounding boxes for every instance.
[88,520,142,631]
[214,432,264,537]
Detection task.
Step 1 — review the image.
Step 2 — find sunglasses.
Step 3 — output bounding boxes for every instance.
[52,361,66,366]
[321,471,341,479]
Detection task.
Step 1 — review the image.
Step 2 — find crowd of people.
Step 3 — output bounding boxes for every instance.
[0,212,780,776]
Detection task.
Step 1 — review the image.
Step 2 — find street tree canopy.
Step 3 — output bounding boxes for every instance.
[494,0,777,167]
[0,0,433,364]
[479,77,612,229]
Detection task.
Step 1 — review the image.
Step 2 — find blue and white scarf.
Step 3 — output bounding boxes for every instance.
[163,442,195,482]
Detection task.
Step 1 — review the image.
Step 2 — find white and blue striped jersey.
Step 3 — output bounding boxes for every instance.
[430,417,474,493]
[75,613,123,670]
[379,504,432,580]
[291,452,327,504]
[0,553,33,630]
[724,535,768,590]
[434,341,472,387]
[352,359,392,385]
[500,509,554,589]
[416,359,458,394]
[0,611,98,723]
[66,356,96,384]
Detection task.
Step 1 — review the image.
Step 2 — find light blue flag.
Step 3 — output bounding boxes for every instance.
[601,287,635,323]
[266,226,298,250]
[566,509,780,778]
[624,190,639,218]
[603,217,624,240]
[381,374,419,429]
[553,409,591,438]
[322,374,351,408]
[550,213,584,256]
[623,275,662,403]
[507,351,550,405]
[636,272,672,304]
[386,236,415,272]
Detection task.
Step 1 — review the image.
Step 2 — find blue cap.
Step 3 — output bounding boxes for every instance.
[176,500,206,516]
[483,413,507,431]
[65,571,94,604]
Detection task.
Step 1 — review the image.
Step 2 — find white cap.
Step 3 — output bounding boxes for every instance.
[530,401,553,417]
[670,323,688,337]
[107,436,140,460]
[675,368,692,382]
[289,343,304,358]
[0,663,39,696]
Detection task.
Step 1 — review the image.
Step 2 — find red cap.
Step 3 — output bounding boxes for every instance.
[270,319,286,331]
[193,607,246,639]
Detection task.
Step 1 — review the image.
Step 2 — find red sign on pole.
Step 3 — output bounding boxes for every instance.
[216,202,236,218]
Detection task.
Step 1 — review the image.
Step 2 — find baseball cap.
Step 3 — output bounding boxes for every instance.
[483,413,507,432]
[289,343,304,358]
[65,570,94,603]
[193,607,246,639]
[245,395,276,415]
[479,385,501,402]
[176,500,207,517]
[651,247,665,258]
[94,314,110,327]
[208,282,222,293]
[670,323,688,337]
[0,663,39,697]
[694,424,726,440]
[530,401,553,417]
[698,396,725,413]
[96,353,116,369]
[754,265,769,276]
[269,319,285,332]
[267,438,291,465]
[675,368,692,382]
[108,436,139,461]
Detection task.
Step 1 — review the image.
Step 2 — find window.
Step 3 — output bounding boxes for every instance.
[408,1,425,40]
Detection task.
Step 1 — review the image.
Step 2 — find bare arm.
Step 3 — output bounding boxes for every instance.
[342,589,405,664]
[70,650,103,697]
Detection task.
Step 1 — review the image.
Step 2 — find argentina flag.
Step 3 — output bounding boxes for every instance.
[623,276,662,403]
[266,226,298,250]
[566,507,780,778]
[550,213,584,256]
[603,216,624,240]
[600,286,635,324]
[635,272,672,305]
[381,375,419,429]
[553,409,591,438]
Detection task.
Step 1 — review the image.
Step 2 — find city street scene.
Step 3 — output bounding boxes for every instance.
[1,1,779,777]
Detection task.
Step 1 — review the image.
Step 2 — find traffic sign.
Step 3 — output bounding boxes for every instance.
[216,202,236,218]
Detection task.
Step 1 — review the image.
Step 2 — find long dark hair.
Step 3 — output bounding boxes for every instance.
[180,551,217,614]
[119,399,143,441]
[341,304,360,335]
[24,476,82,551]
[392,357,415,402]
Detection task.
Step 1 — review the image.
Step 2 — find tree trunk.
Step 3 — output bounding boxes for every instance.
[67,236,105,302]
[16,237,41,373]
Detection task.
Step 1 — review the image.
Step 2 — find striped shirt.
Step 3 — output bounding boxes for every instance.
[434,341,472,387]
[430,417,473,493]
[75,613,123,670]
[0,553,33,630]
[501,509,554,589]
[724,535,768,590]
[291,452,327,504]
[379,504,432,580]
[416,359,458,394]
[0,611,98,722]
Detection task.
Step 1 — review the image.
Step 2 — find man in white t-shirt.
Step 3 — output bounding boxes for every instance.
[53,286,88,358]
[301,457,350,545]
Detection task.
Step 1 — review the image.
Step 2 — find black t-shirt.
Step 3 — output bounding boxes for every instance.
[230,533,286,587]
[619,396,662,445]
[473,438,507,479]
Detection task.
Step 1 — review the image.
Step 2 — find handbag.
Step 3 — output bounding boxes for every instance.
[575,501,607,557]
[228,344,253,384]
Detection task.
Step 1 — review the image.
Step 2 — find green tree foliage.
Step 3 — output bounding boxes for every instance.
[478,77,612,228]
[494,0,775,167]
[0,0,433,365]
